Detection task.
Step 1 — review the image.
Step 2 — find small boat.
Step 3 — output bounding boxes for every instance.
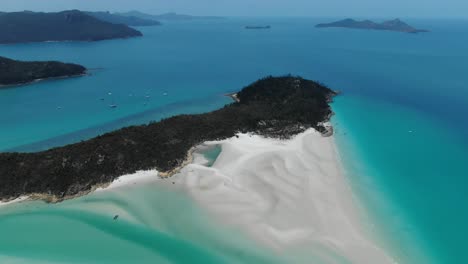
[245,25,271,29]
[113,215,119,220]
[109,104,117,108]
[163,92,168,96]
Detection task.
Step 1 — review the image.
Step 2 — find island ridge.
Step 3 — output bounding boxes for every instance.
[0,10,142,44]
[316,18,429,33]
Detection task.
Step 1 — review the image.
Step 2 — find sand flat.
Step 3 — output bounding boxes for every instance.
[175,129,396,263]
[0,129,396,263]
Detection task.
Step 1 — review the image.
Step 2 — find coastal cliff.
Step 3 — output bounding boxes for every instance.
[0,56,86,86]
[0,76,337,202]
[0,10,142,44]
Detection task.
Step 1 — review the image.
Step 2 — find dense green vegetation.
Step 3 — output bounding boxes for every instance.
[0,76,336,201]
[0,56,86,86]
[85,11,161,26]
[316,18,429,33]
[0,10,142,44]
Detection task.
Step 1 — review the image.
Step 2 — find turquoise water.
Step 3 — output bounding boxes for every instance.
[332,95,468,264]
[201,145,222,167]
[0,182,288,264]
[1,17,468,263]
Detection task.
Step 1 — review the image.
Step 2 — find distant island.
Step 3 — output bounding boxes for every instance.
[0,56,86,87]
[316,18,429,33]
[0,76,336,202]
[0,10,143,44]
[117,11,225,21]
[85,11,162,26]
[245,26,271,30]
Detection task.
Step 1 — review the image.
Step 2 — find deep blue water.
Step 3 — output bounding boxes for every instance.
[1,17,467,263]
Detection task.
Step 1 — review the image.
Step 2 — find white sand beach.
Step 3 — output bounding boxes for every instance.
[173,129,396,263]
[0,172,160,208]
[95,170,160,192]
[0,196,29,208]
[0,129,396,263]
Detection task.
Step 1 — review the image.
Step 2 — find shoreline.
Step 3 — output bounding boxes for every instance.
[0,171,158,206]
[0,72,88,89]
[0,128,397,263]
[0,76,336,201]
[224,92,240,103]
[0,144,194,205]
[159,147,197,178]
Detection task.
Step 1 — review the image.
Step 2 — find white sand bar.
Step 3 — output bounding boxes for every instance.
[95,170,160,192]
[175,129,395,263]
[0,196,29,208]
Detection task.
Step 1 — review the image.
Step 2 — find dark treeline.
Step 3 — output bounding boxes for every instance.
[0,56,86,86]
[0,76,337,201]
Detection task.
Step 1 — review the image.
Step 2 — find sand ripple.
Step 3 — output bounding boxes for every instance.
[176,130,396,264]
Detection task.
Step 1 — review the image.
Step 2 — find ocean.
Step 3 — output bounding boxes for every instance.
[1,17,467,263]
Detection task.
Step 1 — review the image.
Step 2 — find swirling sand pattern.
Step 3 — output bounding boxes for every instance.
[175,130,395,264]
[0,182,287,264]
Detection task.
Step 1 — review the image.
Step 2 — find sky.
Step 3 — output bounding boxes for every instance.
[1,0,467,18]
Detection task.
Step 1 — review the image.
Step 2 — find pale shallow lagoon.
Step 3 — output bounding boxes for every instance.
[0,182,288,264]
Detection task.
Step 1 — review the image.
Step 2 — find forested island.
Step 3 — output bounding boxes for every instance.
[316,18,428,33]
[0,56,86,87]
[85,11,162,26]
[0,10,142,44]
[0,76,337,202]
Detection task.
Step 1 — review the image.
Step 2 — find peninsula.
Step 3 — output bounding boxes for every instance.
[316,18,429,33]
[0,56,86,87]
[0,10,142,44]
[0,76,336,202]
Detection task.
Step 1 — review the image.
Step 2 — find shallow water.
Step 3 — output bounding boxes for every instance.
[200,145,222,167]
[0,182,290,264]
[332,95,468,263]
[1,17,468,263]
